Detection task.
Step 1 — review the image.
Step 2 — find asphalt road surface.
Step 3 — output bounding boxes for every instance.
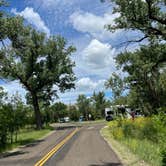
[45,123,122,166]
[0,123,122,166]
[0,126,75,166]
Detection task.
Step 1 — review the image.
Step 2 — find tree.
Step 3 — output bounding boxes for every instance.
[0,15,76,129]
[68,105,80,121]
[105,72,124,100]
[0,86,7,105]
[91,91,106,117]
[51,102,68,121]
[0,87,8,146]
[116,43,166,114]
[77,95,91,120]
[104,0,166,42]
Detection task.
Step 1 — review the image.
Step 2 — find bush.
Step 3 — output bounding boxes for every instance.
[69,109,80,121]
[161,148,166,166]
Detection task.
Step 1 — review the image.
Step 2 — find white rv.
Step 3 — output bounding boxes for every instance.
[105,105,133,121]
[105,107,114,121]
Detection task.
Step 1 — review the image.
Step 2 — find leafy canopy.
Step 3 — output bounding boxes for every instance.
[105,73,124,99]
[0,23,76,104]
[104,0,166,41]
[116,43,166,113]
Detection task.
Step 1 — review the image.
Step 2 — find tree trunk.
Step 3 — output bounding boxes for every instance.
[31,92,42,130]
[15,130,18,142]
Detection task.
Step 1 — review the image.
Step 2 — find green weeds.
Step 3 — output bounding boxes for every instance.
[108,116,166,166]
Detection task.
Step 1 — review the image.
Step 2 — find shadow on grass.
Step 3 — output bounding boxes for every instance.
[20,139,44,147]
[0,150,28,158]
[0,138,44,156]
[89,162,122,166]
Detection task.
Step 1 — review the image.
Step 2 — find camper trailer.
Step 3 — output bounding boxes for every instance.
[105,105,134,121]
[105,107,114,121]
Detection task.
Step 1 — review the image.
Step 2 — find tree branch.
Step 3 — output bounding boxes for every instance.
[146,0,166,25]
[112,35,148,48]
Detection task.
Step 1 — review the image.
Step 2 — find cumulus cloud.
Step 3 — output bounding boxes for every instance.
[82,39,116,69]
[11,7,50,36]
[56,77,106,103]
[76,77,105,91]
[70,11,120,40]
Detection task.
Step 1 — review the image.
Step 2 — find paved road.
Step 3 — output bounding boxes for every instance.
[45,124,122,166]
[0,123,122,166]
[0,126,75,166]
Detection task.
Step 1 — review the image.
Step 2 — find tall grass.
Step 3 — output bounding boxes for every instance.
[108,115,166,166]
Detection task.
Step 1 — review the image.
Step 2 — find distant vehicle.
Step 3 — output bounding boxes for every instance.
[59,118,65,123]
[79,116,84,122]
[59,117,70,123]
[105,108,114,121]
[64,117,70,122]
[105,105,142,121]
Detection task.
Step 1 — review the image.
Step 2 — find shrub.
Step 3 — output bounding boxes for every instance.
[161,148,166,166]
[69,109,80,121]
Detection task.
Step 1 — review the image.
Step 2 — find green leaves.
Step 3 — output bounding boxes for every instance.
[91,91,107,117]
[115,43,166,114]
[105,73,124,99]
[106,0,166,41]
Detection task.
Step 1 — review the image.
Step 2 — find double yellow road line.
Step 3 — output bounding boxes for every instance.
[35,128,79,166]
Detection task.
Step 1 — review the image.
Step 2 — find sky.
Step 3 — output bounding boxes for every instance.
[1,0,144,104]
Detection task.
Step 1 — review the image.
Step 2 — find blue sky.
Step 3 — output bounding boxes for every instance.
[1,0,144,103]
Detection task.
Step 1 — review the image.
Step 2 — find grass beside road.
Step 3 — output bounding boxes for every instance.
[101,127,150,166]
[101,116,166,166]
[0,126,54,153]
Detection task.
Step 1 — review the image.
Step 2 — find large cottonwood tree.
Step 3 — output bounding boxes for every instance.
[0,9,76,129]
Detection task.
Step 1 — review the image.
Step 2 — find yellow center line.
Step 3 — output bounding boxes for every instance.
[34,128,79,166]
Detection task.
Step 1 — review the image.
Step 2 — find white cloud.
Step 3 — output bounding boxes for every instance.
[70,11,120,40]
[11,7,50,36]
[82,39,116,69]
[76,77,105,91]
[56,77,107,104]
[1,81,27,102]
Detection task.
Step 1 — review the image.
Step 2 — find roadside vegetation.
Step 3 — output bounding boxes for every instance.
[0,127,53,153]
[0,87,54,152]
[106,115,166,166]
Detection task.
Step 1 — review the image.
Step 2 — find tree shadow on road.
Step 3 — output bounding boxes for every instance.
[89,162,122,166]
[55,126,76,130]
